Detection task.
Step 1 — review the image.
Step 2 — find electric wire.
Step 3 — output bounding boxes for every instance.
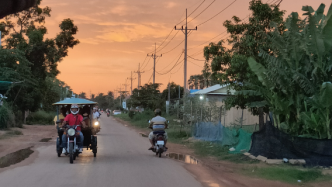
[171,61,184,74]
[156,30,180,53]
[157,51,183,72]
[175,0,207,26]
[196,0,238,27]
[151,29,174,53]
[187,0,216,24]
[140,56,149,70]
[141,57,151,71]
[188,60,203,68]
[152,0,206,54]
[188,55,206,61]
[156,52,184,75]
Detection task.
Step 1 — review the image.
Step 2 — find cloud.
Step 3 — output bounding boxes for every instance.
[165,2,177,8]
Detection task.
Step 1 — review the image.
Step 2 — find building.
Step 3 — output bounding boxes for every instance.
[192,84,260,127]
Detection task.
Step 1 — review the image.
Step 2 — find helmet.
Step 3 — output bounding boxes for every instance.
[70,104,79,115]
[154,109,161,116]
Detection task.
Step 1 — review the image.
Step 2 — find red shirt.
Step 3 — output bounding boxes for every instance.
[64,113,83,131]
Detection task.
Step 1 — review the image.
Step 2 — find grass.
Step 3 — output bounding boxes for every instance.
[114,112,331,184]
[0,147,34,168]
[26,110,55,125]
[242,165,330,184]
[190,141,259,164]
[0,130,23,140]
[114,112,192,143]
[39,138,52,142]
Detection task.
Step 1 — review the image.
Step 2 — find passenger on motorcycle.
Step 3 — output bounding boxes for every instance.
[61,104,85,153]
[93,107,100,119]
[148,109,168,150]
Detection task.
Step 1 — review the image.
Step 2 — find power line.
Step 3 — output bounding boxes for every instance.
[156,30,180,53]
[188,31,228,50]
[151,0,206,53]
[141,57,151,71]
[162,31,193,54]
[187,0,216,24]
[188,60,203,68]
[157,52,184,75]
[151,29,174,53]
[188,55,206,61]
[171,62,183,74]
[176,0,207,26]
[196,0,237,26]
[140,56,149,70]
[158,50,183,72]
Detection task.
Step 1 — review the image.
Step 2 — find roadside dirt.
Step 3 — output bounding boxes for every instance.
[0,125,55,173]
[113,117,332,187]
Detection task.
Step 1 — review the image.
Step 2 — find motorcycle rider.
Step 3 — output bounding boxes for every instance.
[148,109,168,150]
[61,104,85,154]
[93,107,100,120]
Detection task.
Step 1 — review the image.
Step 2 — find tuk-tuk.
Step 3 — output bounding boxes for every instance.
[53,98,98,162]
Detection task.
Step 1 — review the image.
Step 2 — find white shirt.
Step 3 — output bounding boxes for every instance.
[93,111,100,119]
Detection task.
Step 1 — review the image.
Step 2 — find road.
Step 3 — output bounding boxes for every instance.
[0,115,202,187]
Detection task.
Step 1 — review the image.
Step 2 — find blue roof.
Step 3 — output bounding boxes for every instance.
[53,98,97,105]
[190,89,200,94]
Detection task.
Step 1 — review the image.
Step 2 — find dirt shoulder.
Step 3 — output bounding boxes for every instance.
[113,116,331,187]
[0,125,55,173]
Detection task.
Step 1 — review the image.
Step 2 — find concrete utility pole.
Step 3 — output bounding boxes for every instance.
[147,43,162,84]
[122,83,129,96]
[175,9,197,90]
[167,82,171,115]
[134,63,145,89]
[115,86,123,106]
[127,71,136,95]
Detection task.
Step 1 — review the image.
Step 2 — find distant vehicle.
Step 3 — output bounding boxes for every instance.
[113,110,121,115]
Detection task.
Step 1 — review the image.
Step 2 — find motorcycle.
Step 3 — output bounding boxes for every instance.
[107,112,110,117]
[93,118,100,134]
[148,120,169,158]
[62,124,81,164]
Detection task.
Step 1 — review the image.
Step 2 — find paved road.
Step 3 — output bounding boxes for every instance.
[0,115,202,187]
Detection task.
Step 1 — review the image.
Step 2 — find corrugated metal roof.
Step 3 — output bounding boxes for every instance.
[53,98,97,105]
[193,84,228,95]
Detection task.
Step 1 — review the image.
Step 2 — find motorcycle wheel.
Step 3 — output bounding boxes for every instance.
[57,151,61,157]
[69,143,74,164]
[73,152,77,160]
[159,151,162,158]
[94,152,96,157]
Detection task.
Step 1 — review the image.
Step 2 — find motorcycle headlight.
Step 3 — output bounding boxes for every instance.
[94,122,99,126]
[67,128,75,136]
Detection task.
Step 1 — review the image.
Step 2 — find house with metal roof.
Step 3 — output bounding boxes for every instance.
[192,84,235,103]
[192,84,260,127]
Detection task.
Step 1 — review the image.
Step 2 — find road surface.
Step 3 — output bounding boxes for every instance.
[0,115,202,187]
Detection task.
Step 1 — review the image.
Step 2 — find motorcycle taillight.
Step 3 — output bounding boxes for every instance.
[157,136,164,140]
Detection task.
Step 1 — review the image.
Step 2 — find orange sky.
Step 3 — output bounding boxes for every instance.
[40,0,331,97]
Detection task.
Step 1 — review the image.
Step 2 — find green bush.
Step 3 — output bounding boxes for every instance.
[0,103,16,129]
[26,110,55,125]
[128,110,135,119]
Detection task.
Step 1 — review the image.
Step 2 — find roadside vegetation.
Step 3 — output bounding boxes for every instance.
[0,129,23,140]
[0,0,79,129]
[26,110,55,125]
[115,111,191,144]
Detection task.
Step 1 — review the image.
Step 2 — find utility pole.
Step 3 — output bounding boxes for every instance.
[115,86,123,106]
[175,9,197,91]
[147,43,162,84]
[127,71,136,95]
[134,63,145,89]
[167,82,171,115]
[122,83,129,96]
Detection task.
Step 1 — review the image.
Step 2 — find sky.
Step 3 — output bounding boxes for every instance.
[39,0,332,97]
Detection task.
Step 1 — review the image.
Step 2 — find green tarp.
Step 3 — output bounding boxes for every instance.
[0,81,13,91]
